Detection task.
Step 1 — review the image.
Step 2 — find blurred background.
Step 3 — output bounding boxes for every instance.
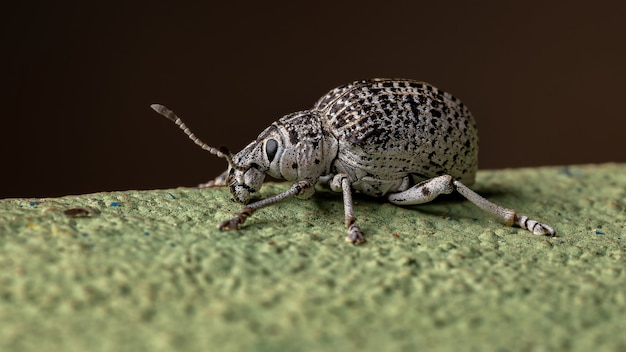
[2,0,625,198]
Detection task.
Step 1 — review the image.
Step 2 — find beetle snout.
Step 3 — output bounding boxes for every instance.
[229,167,265,204]
[230,184,252,203]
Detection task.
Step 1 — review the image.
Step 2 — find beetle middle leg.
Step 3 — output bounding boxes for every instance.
[329,174,366,244]
[388,175,556,236]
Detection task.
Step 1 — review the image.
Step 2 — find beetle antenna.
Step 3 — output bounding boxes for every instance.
[150,104,247,172]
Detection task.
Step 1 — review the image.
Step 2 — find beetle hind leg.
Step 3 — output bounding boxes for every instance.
[388,175,556,237]
[387,175,455,205]
[453,180,556,236]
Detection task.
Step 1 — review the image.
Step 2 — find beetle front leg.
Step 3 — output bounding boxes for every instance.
[330,174,365,244]
[219,180,315,231]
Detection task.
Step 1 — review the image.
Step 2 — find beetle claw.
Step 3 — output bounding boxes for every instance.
[219,216,245,231]
[345,224,366,244]
[219,208,253,231]
[532,223,557,237]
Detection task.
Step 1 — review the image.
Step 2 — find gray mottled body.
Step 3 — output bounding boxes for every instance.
[314,79,478,197]
[152,78,555,244]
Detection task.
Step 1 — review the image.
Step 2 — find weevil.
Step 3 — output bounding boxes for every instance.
[151,78,555,244]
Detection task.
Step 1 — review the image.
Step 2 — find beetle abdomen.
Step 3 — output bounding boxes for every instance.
[315,79,478,186]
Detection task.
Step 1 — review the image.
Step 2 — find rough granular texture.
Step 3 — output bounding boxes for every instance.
[0,164,625,351]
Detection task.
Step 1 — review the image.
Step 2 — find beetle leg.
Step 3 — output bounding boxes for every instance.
[219,180,314,230]
[331,174,366,244]
[388,175,556,237]
[198,169,230,188]
[452,180,556,236]
[387,175,455,205]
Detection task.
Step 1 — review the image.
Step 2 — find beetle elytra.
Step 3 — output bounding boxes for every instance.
[152,78,555,244]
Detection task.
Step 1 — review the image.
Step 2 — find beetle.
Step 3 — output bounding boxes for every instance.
[151,78,555,244]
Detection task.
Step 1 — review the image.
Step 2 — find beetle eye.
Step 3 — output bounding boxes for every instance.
[265,138,278,162]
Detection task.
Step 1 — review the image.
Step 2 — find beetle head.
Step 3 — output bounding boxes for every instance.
[151,104,336,205]
[227,110,337,203]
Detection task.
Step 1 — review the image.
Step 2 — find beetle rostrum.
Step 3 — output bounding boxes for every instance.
[151,78,555,244]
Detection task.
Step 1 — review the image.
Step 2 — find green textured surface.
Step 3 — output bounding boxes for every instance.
[1,164,625,351]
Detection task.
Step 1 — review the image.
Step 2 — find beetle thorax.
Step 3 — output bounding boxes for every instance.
[268,111,338,181]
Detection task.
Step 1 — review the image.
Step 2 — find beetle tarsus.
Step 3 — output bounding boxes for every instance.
[218,217,241,230]
[219,208,253,231]
[515,215,557,237]
[345,223,366,244]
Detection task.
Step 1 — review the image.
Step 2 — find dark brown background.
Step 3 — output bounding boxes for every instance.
[3,1,625,198]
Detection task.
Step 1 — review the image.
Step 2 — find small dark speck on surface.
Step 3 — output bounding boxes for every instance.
[110,202,121,207]
[63,207,99,218]
[29,201,41,207]
[594,230,605,235]
[167,192,176,199]
[143,232,150,236]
